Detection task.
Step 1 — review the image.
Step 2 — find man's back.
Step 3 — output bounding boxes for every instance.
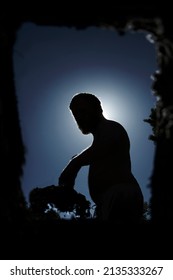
[88,118,139,203]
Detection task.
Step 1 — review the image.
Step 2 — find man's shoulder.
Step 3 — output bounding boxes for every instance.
[107,119,126,131]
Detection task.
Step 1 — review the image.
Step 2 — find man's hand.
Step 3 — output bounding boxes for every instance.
[58,157,81,188]
[58,167,76,188]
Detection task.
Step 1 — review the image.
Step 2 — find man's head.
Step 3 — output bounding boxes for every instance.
[69,93,103,134]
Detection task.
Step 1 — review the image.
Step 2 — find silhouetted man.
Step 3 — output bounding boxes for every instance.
[59,93,144,223]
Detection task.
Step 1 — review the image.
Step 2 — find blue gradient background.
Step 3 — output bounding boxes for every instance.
[13,23,157,207]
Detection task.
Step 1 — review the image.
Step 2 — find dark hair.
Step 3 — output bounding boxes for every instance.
[69,92,103,114]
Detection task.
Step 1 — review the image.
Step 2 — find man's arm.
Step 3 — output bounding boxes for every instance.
[58,122,125,187]
[58,146,93,188]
